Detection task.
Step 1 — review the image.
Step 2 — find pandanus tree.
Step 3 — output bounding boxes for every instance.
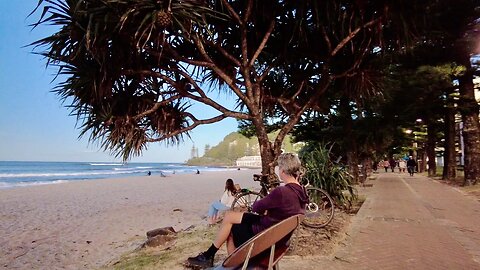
[31,0,427,182]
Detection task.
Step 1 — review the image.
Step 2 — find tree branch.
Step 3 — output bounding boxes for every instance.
[132,94,182,120]
[221,0,242,25]
[172,67,251,120]
[249,19,275,67]
[321,25,332,53]
[191,34,250,106]
[331,18,381,57]
[205,40,242,66]
[273,71,332,151]
[148,47,214,68]
[258,63,275,83]
[122,69,250,120]
[243,0,253,23]
[147,114,227,142]
[332,36,373,79]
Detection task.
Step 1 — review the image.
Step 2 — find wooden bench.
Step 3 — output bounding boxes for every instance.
[214,214,304,270]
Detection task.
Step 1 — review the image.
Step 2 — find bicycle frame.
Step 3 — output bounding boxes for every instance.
[253,174,273,196]
[232,174,335,228]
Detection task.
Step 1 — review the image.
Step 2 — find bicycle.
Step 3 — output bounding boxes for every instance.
[231,174,335,228]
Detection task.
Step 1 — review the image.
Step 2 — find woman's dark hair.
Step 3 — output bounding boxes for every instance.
[225,178,236,193]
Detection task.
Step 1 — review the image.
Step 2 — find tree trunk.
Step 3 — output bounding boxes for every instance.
[251,115,280,185]
[340,98,359,183]
[458,54,480,186]
[256,128,276,179]
[426,122,437,177]
[347,151,359,183]
[417,149,426,173]
[443,89,457,180]
[364,156,372,176]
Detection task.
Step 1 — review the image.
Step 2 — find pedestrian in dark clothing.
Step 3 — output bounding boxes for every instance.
[407,156,417,176]
[389,158,396,172]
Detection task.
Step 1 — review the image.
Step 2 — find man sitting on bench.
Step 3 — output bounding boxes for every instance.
[186,153,309,268]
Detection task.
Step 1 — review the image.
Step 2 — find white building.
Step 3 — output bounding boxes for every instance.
[236,156,262,168]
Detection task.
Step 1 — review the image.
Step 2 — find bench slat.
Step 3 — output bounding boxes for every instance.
[222,214,303,268]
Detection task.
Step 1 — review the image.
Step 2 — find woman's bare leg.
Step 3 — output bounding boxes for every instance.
[212,214,218,224]
[226,234,236,254]
[212,211,243,248]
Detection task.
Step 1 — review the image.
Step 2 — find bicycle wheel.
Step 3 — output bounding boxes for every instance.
[302,187,335,228]
[231,191,264,212]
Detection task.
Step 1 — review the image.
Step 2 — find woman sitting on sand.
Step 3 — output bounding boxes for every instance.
[207,178,237,225]
[187,153,309,268]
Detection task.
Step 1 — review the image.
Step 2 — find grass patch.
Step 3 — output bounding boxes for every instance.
[101,226,218,270]
[102,196,368,270]
[460,184,480,193]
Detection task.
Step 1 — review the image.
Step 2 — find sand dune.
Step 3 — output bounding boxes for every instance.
[0,169,260,269]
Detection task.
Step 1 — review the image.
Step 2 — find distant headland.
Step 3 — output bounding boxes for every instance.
[186,132,303,167]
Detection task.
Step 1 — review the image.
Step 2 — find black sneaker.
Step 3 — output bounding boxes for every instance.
[187,252,214,268]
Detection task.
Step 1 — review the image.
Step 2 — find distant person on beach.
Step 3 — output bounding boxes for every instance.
[147,171,151,176]
[186,153,308,268]
[207,179,237,225]
[196,169,200,174]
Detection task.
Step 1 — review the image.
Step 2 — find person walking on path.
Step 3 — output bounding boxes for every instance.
[389,158,397,172]
[407,156,417,176]
[382,159,390,172]
[398,159,406,173]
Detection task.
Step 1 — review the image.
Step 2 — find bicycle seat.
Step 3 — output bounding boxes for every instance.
[253,174,267,182]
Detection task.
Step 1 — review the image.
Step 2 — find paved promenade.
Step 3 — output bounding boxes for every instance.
[284,172,480,269]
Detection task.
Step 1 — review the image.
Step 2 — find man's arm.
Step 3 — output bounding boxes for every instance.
[252,188,283,214]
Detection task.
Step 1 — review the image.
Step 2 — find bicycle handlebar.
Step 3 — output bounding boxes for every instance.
[253,174,282,188]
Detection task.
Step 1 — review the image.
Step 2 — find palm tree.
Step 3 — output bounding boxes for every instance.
[30,0,430,181]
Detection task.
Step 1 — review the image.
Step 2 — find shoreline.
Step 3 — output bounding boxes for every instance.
[0,169,260,269]
[0,161,248,190]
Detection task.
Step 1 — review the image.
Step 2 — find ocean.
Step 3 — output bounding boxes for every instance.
[0,161,231,189]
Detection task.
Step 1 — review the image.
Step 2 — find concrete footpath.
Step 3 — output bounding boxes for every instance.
[284,172,480,269]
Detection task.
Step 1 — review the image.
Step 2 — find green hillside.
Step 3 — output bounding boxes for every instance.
[186,132,302,166]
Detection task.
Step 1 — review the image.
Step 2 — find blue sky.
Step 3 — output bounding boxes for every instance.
[0,1,238,163]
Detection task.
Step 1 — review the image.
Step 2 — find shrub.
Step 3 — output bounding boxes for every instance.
[299,143,357,208]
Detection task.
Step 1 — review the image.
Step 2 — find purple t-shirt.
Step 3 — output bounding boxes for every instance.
[251,183,308,234]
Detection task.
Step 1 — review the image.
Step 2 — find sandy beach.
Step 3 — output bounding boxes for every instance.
[0,169,260,269]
